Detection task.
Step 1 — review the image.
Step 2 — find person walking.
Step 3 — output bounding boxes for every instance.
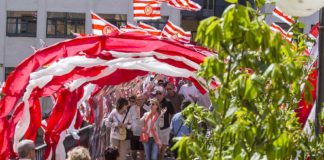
[170,101,192,158]
[140,98,167,160]
[178,79,199,103]
[129,94,147,160]
[152,86,175,160]
[165,82,183,113]
[107,98,131,160]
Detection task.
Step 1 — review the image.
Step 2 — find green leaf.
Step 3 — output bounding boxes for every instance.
[225,0,238,3]
[255,0,266,8]
[206,20,218,34]
[304,80,314,104]
[246,31,259,50]
[233,143,242,159]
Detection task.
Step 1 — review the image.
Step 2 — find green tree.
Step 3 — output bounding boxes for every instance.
[173,0,324,159]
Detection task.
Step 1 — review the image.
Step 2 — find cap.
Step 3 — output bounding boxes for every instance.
[152,86,164,94]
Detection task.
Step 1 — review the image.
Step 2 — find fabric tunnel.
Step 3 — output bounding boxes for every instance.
[0,32,214,159]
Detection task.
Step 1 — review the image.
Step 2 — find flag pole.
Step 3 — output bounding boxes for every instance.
[315,7,324,137]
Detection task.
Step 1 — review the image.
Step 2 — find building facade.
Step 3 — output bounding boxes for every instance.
[0,0,321,82]
[181,0,251,39]
[0,0,181,81]
[180,1,319,43]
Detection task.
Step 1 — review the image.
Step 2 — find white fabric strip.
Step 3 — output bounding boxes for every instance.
[303,103,316,135]
[134,17,161,20]
[133,3,160,7]
[108,51,200,70]
[92,19,107,26]
[67,57,199,91]
[133,10,161,14]
[30,56,107,80]
[93,29,103,35]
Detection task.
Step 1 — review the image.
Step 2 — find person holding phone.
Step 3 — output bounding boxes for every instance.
[151,86,175,160]
[140,98,167,160]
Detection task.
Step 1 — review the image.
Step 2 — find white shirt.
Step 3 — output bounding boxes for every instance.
[143,104,150,111]
[129,105,143,136]
[107,109,131,140]
[197,93,211,108]
[178,84,199,102]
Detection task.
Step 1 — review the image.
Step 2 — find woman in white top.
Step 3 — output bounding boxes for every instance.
[140,98,166,160]
[107,97,131,160]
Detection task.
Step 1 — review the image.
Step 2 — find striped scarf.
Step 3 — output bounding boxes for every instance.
[143,112,161,144]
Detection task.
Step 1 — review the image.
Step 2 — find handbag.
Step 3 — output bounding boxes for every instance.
[140,132,149,143]
[126,128,133,140]
[119,127,127,140]
[121,108,133,140]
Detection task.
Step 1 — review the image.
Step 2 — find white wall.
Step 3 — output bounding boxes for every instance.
[5,37,38,66]
[6,0,38,11]
[0,0,181,81]
[0,0,7,81]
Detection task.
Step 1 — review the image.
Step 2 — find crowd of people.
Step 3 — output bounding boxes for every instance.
[15,78,211,160]
[102,79,211,160]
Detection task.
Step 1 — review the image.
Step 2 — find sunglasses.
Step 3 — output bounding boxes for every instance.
[148,102,157,106]
[155,92,162,95]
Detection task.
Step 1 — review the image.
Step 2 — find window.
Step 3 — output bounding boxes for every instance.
[47,12,85,38]
[139,16,169,30]
[191,31,197,41]
[98,14,127,28]
[5,67,15,80]
[181,17,199,40]
[7,11,37,37]
[203,0,214,10]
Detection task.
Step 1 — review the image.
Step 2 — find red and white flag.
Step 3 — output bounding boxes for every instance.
[309,23,319,40]
[297,22,319,133]
[139,22,157,30]
[72,32,89,38]
[270,23,293,42]
[155,0,201,11]
[273,7,295,26]
[134,0,161,20]
[91,11,120,36]
[120,23,149,35]
[184,44,215,56]
[124,23,141,30]
[138,22,162,37]
[161,20,191,43]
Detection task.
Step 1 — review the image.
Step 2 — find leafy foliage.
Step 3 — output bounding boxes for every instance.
[173,0,324,159]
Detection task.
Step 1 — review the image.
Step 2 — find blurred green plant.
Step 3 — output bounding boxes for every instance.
[172,0,324,159]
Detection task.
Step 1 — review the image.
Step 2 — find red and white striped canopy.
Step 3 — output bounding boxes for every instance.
[0,32,212,159]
